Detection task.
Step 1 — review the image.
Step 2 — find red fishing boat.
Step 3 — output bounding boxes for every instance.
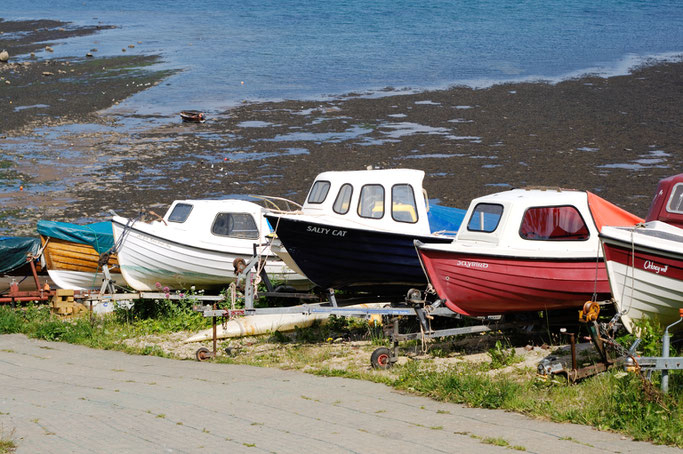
[416,188,642,316]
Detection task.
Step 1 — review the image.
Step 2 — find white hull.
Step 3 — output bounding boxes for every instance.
[605,259,683,333]
[601,221,683,333]
[46,269,123,292]
[113,221,308,292]
[185,303,388,342]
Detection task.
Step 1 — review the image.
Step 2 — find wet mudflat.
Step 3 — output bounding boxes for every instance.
[0,19,681,234]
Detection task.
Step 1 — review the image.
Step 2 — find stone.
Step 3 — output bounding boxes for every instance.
[0,50,9,62]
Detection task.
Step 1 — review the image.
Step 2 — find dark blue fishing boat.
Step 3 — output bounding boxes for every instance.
[265,169,465,296]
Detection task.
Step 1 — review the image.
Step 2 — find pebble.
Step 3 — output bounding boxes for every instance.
[86,53,94,58]
[42,71,54,76]
[45,46,54,52]
[0,50,9,62]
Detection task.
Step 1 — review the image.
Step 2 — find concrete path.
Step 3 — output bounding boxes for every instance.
[0,334,679,454]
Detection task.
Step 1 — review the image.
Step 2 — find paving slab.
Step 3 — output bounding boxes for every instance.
[0,334,679,453]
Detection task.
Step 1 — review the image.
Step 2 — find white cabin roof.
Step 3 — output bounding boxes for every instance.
[296,168,434,235]
[451,188,601,258]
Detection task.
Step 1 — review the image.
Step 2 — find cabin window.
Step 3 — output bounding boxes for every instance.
[211,213,259,239]
[358,184,385,219]
[467,203,503,232]
[519,206,589,241]
[666,183,683,214]
[168,203,193,223]
[307,180,331,204]
[392,184,418,223]
[333,184,353,215]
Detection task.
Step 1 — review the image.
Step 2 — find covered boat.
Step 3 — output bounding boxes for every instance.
[416,188,642,316]
[264,169,466,295]
[600,173,683,332]
[0,236,49,291]
[111,199,309,291]
[37,221,121,291]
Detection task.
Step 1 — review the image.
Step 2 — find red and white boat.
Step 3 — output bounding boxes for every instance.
[600,173,683,332]
[416,188,642,316]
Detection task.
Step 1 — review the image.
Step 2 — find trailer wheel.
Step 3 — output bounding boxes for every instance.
[370,347,392,370]
[195,347,211,362]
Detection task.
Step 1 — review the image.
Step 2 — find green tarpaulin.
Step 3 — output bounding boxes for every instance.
[0,237,41,274]
[36,221,115,255]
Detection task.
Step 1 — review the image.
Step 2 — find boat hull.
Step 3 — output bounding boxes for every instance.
[601,235,683,333]
[417,248,610,316]
[112,220,307,291]
[41,236,122,291]
[265,215,453,293]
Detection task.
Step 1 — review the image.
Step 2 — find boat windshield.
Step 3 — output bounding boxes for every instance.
[211,213,259,239]
[467,203,503,232]
[666,183,683,214]
[392,184,418,223]
[168,203,193,223]
[307,181,331,204]
[519,206,589,241]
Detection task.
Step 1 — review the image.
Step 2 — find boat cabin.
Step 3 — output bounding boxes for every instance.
[454,188,642,256]
[645,173,683,228]
[301,169,463,236]
[162,199,274,247]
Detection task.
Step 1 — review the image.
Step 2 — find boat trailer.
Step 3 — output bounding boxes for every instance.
[193,253,511,366]
[537,302,683,393]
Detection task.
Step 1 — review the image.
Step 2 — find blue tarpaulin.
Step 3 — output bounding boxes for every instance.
[427,204,467,235]
[0,237,41,274]
[36,221,115,254]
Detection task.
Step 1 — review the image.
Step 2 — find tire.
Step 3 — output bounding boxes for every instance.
[195,347,211,362]
[370,347,392,370]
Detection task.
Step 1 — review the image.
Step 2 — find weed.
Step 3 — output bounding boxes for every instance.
[0,425,15,454]
[482,437,509,447]
[487,339,520,369]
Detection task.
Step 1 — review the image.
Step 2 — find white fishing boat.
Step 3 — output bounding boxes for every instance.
[600,173,683,332]
[111,198,310,291]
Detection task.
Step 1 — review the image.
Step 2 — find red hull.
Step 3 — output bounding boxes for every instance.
[418,249,610,316]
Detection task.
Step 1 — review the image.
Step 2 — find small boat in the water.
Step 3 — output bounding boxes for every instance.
[179,110,205,123]
[416,188,642,316]
[37,220,122,291]
[264,169,466,296]
[111,198,310,291]
[600,173,683,332]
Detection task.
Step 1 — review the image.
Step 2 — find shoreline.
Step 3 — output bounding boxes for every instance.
[1,19,682,235]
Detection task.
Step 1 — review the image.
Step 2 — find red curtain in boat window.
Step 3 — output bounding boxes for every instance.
[519,206,589,240]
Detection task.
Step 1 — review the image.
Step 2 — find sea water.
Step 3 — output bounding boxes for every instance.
[2,0,682,114]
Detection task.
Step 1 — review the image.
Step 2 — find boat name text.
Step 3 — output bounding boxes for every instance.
[644,260,668,275]
[456,260,489,269]
[306,225,348,237]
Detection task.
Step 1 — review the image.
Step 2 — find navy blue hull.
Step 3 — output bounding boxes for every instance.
[266,215,452,293]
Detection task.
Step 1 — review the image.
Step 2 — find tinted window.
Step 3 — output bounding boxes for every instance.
[519,206,589,241]
[211,213,259,239]
[358,184,385,219]
[666,183,683,214]
[467,203,503,232]
[392,184,418,223]
[168,203,193,223]
[333,184,353,215]
[307,181,331,204]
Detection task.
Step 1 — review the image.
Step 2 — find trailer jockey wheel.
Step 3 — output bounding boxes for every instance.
[370,347,392,370]
[195,347,211,362]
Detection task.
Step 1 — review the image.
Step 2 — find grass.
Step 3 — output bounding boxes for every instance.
[0,430,15,454]
[0,304,681,447]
